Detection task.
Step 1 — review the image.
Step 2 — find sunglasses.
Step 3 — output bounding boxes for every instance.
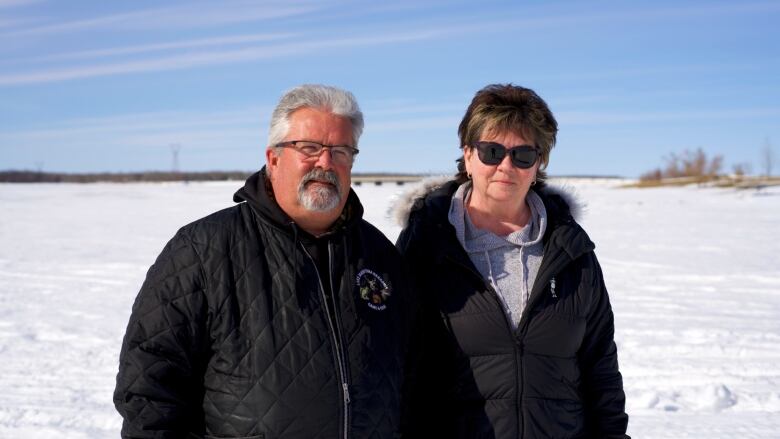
[471,141,539,169]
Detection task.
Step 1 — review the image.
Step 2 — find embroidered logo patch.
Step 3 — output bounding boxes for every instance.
[356,268,391,311]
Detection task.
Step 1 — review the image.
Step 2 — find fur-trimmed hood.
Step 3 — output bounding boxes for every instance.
[390,176,585,228]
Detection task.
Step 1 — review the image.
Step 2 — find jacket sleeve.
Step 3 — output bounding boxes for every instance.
[396,222,457,438]
[578,253,630,438]
[113,229,210,438]
[395,224,423,436]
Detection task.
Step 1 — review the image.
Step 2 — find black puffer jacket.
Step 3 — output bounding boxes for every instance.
[396,180,628,439]
[114,169,413,439]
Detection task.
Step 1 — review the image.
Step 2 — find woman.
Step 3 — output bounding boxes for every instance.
[397,84,629,438]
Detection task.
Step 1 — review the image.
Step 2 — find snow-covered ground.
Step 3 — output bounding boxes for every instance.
[1,178,778,438]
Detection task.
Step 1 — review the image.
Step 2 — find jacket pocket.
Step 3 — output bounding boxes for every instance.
[524,397,585,438]
[524,354,582,401]
[523,310,585,358]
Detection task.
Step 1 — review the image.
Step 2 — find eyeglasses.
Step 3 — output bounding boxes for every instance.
[471,141,539,169]
[275,140,359,165]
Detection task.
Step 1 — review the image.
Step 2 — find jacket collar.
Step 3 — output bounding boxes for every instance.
[394,177,594,260]
[233,166,364,241]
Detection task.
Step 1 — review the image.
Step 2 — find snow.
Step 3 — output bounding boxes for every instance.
[1,179,779,438]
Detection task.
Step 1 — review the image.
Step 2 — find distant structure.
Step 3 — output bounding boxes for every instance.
[170,143,181,173]
[762,137,774,177]
[352,174,425,186]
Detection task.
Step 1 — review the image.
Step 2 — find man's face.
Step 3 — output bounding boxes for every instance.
[266,107,354,232]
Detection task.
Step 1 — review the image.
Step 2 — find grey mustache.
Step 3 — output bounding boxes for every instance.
[302,168,340,189]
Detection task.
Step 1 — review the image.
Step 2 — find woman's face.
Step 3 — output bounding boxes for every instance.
[463,129,539,208]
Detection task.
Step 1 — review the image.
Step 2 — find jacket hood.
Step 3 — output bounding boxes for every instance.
[391,177,585,229]
[233,167,365,238]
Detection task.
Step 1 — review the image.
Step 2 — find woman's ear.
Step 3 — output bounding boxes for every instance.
[463,147,473,174]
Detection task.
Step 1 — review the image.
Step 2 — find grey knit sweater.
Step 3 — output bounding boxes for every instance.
[448,182,547,329]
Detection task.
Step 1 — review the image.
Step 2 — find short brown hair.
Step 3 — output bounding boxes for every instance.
[455,84,558,186]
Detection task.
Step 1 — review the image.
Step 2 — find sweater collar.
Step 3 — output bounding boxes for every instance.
[447,182,548,253]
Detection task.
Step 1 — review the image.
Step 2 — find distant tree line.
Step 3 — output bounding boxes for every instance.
[0,170,431,183]
[0,170,253,183]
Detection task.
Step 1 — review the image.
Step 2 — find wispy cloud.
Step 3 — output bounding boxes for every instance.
[41,32,298,61]
[1,0,777,87]
[0,29,443,85]
[0,106,271,156]
[535,63,761,84]
[5,0,778,39]
[0,101,462,152]
[403,0,780,46]
[368,116,460,132]
[559,107,780,125]
[0,1,322,37]
[363,99,465,116]
[623,1,780,19]
[0,0,41,8]
[0,17,28,28]
[1,106,267,138]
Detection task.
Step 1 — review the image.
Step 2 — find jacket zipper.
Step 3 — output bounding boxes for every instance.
[487,280,524,439]
[301,243,350,439]
[436,214,581,438]
[514,255,565,438]
[445,255,522,436]
[328,242,351,439]
[446,252,565,439]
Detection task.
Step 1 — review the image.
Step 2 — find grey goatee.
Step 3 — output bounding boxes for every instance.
[298,168,342,211]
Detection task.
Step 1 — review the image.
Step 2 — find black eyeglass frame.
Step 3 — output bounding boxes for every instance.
[275,140,360,164]
[470,141,539,169]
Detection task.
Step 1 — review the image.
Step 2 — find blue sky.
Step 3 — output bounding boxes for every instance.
[1,0,778,177]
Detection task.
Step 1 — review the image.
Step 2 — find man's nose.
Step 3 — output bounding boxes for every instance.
[314,147,334,169]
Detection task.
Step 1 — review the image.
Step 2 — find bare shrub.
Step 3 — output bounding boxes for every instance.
[706,153,723,178]
[642,148,724,184]
[639,168,663,182]
[732,163,751,178]
[663,152,683,178]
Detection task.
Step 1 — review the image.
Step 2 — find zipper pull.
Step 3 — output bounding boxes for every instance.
[550,277,557,299]
[343,382,351,404]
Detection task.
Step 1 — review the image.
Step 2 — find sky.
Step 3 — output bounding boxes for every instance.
[1,0,779,178]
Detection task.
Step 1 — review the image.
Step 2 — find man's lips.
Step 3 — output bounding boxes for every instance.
[305,179,335,187]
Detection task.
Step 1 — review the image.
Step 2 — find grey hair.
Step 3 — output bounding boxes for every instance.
[267,84,364,148]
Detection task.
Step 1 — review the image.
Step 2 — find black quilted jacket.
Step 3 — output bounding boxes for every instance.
[114,169,413,439]
[397,180,629,439]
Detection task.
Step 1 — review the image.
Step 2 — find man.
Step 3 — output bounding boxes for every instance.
[114,84,413,438]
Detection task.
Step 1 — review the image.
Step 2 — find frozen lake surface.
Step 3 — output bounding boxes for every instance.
[1,179,779,438]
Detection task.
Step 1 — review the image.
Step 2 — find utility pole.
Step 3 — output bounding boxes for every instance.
[761,137,774,177]
[170,143,181,173]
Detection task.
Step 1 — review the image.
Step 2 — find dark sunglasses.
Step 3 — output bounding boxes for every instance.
[471,141,539,169]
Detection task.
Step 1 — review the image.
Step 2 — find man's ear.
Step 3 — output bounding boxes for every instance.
[265,147,278,173]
